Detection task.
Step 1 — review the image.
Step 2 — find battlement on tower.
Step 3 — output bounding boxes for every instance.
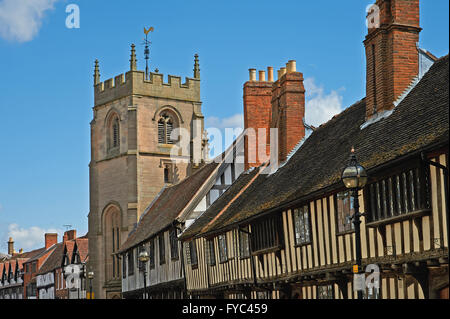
[94,70,201,106]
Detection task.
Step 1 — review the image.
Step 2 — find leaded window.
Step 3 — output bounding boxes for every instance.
[127,251,134,276]
[205,240,216,266]
[188,241,198,267]
[170,228,179,260]
[159,233,165,265]
[149,239,155,269]
[239,227,251,258]
[317,284,334,299]
[293,205,311,245]
[336,192,355,233]
[218,234,228,263]
[366,164,429,222]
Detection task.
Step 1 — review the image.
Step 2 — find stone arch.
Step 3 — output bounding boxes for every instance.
[101,203,123,282]
[152,105,184,124]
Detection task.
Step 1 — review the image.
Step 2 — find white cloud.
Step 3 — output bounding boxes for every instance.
[205,113,244,130]
[0,0,58,42]
[205,113,244,158]
[7,224,63,251]
[304,78,344,128]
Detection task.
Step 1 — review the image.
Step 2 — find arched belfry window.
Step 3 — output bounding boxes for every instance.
[158,111,177,145]
[107,114,120,151]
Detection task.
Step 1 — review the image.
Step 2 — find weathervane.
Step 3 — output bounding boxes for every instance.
[143,26,154,80]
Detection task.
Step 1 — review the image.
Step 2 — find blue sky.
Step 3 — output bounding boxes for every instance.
[0,0,448,253]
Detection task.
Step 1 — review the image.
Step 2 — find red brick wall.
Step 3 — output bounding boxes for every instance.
[243,81,273,170]
[272,72,306,163]
[365,0,421,119]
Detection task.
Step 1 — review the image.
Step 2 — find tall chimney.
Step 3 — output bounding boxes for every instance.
[271,60,306,163]
[364,0,421,120]
[45,233,58,249]
[7,237,14,256]
[243,70,273,170]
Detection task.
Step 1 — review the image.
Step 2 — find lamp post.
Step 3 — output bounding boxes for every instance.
[342,148,368,300]
[139,250,150,300]
[87,271,94,300]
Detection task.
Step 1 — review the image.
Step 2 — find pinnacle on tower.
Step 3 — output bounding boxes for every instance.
[94,59,100,85]
[194,54,200,79]
[130,44,137,71]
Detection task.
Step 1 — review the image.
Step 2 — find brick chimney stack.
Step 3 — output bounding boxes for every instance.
[243,68,274,170]
[64,230,77,242]
[364,0,421,119]
[45,233,58,249]
[271,61,306,163]
[7,237,14,256]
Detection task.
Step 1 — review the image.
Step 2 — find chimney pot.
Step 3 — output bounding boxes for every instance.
[259,70,266,82]
[249,69,257,82]
[287,60,297,73]
[7,237,14,256]
[267,67,274,82]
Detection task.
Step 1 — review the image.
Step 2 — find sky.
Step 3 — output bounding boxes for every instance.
[0,0,448,253]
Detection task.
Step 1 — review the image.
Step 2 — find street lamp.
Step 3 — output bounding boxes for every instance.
[342,148,368,300]
[139,250,150,300]
[87,271,94,300]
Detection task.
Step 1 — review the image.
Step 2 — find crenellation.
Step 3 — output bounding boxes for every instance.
[115,74,125,86]
[95,70,200,107]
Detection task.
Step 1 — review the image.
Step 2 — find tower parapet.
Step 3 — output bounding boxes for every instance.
[94,46,201,106]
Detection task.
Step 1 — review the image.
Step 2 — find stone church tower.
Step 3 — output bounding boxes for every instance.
[88,45,207,299]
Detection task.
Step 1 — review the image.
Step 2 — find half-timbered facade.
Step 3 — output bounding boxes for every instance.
[0,259,26,299]
[179,0,448,299]
[118,135,245,299]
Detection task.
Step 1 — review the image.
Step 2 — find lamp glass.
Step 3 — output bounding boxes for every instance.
[342,164,367,189]
[139,250,150,263]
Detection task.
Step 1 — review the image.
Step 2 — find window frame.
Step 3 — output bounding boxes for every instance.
[317,284,334,299]
[169,228,179,261]
[159,233,166,265]
[238,227,251,259]
[127,250,134,276]
[292,205,312,246]
[364,159,430,226]
[189,240,199,269]
[250,214,284,254]
[205,239,216,266]
[149,239,155,269]
[335,191,356,235]
[218,234,228,263]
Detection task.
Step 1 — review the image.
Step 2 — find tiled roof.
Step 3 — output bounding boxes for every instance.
[73,238,89,263]
[37,243,65,275]
[118,161,220,253]
[183,55,449,239]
